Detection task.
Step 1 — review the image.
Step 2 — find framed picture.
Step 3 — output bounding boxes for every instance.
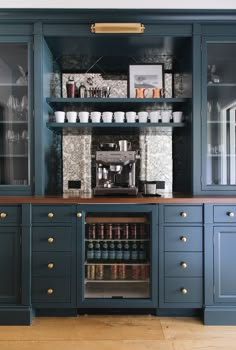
[129,64,164,98]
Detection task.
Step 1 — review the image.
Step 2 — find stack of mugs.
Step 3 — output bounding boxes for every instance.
[54,110,183,124]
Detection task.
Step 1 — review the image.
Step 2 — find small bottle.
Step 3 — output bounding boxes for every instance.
[123,241,130,261]
[94,241,101,261]
[78,83,87,98]
[66,76,75,98]
[101,241,108,261]
[108,241,116,261]
[131,242,138,262]
[87,240,94,261]
[115,241,123,261]
[138,242,146,262]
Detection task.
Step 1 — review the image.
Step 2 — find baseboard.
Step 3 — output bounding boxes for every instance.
[0,306,32,325]
[204,306,236,325]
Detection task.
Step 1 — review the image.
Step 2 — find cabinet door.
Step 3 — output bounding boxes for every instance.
[201,37,236,194]
[0,37,33,195]
[214,227,236,303]
[0,227,20,303]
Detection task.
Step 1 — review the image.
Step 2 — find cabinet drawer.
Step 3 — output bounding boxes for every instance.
[32,205,74,224]
[165,277,202,303]
[32,226,72,252]
[32,252,71,277]
[165,252,203,277]
[0,206,20,225]
[164,205,202,223]
[32,277,71,303]
[164,226,203,251]
[214,205,236,223]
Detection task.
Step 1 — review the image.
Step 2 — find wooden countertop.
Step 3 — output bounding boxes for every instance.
[1,193,236,204]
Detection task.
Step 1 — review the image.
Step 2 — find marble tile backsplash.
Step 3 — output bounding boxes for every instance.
[63,128,172,195]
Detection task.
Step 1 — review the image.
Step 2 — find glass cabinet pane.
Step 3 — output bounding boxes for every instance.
[84,212,151,299]
[206,43,236,186]
[0,42,30,186]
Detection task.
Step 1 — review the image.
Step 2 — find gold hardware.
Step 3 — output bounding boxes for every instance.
[91,23,145,34]
[47,237,54,243]
[180,262,187,269]
[180,212,187,218]
[47,288,54,295]
[180,236,187,243]
[181,288,188,295]
[0,213,7,219]
[228,212,235,217]
[77,212,82,218]
[48,212,54,218]
[47,263,54,269]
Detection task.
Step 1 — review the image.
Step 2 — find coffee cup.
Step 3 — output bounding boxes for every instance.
[102,111,113,123]
[79,111,89,123]
[91,111,101,123]
[55,111,65,123]
[143,181,158,195]
[114,111,125,123]
[161,110,172,123]
[67,111,77,123]
[149,111,160,123]
[173,111,183,123]
[126,111,136,123]
[138,111,148,123]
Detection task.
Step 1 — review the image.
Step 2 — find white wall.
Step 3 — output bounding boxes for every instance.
[1,0,236,9]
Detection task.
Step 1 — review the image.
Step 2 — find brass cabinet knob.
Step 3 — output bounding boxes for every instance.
[181,288,188,295]
[77,212,82,218]
[180,262,187,269]
[0,212,7,219]
[180,236,187,243]
[180,212,187,218]
[47,237,54,243]
[227,212,235,218]
[47,263,54,269]
[47,288,54,295]
[48,212,54,218]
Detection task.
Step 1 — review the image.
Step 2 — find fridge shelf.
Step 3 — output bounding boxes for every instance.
[86,217,149,224]
[85,279,150,283]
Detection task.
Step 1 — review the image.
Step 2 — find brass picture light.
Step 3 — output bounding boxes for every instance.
[91,23,145,34]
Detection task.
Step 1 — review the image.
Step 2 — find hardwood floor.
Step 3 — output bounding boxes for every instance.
[0,315,236,349]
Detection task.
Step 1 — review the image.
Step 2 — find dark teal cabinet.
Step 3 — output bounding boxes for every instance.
[159,204,203,309]
[76,204,158,310]
[0,35,33,196]
[31,205,77,311]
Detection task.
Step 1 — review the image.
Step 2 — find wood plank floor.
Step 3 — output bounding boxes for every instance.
[0,315,236,350]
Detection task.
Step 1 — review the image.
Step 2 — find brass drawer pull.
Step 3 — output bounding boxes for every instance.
[180,236,187,243]
[48,212,54,218]
[180,212,187,218]
[77,212,82,218]
[181,288,188,295]
[180,262,187,269]
[227,212,235,218]
[47,263,54,269]
[47,288,54,295]
[47,237,54,243]
[0,212,7,219]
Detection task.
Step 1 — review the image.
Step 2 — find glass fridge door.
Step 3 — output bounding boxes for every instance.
[84,212,151,299]
[205,41,236,188]
[0,41,30,188]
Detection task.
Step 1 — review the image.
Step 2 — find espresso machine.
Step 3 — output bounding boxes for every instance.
[93,141,139,196]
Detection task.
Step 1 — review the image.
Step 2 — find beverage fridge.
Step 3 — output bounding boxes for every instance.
[77,204,158,309]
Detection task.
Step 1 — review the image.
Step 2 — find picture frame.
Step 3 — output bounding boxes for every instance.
[129,64,164,98]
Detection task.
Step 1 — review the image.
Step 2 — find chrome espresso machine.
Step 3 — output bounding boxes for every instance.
[93,141,140,196]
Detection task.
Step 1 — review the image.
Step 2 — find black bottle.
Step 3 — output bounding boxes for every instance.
[101,241,108,261]
[94,241,101,261]
[87,240,94,261]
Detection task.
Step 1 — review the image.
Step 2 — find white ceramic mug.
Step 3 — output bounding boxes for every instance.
[114,111,125,123]
[102,111,113,123]
[149,110,161,123]
[55,111,65,123]
[126,111,136,123]
[172,111,183,123]
[67,111,77,123]
[138,111,148,123]
[79,111,89,123]
[161,110,172,123]
[91,111,101,123]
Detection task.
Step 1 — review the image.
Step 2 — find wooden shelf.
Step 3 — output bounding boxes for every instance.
[85,279,149,283]
[86,217,149,224]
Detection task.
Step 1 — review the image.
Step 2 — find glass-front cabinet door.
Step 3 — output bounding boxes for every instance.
[202,37,236,193]
[0,38,32,195]
[77,204,158,309]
